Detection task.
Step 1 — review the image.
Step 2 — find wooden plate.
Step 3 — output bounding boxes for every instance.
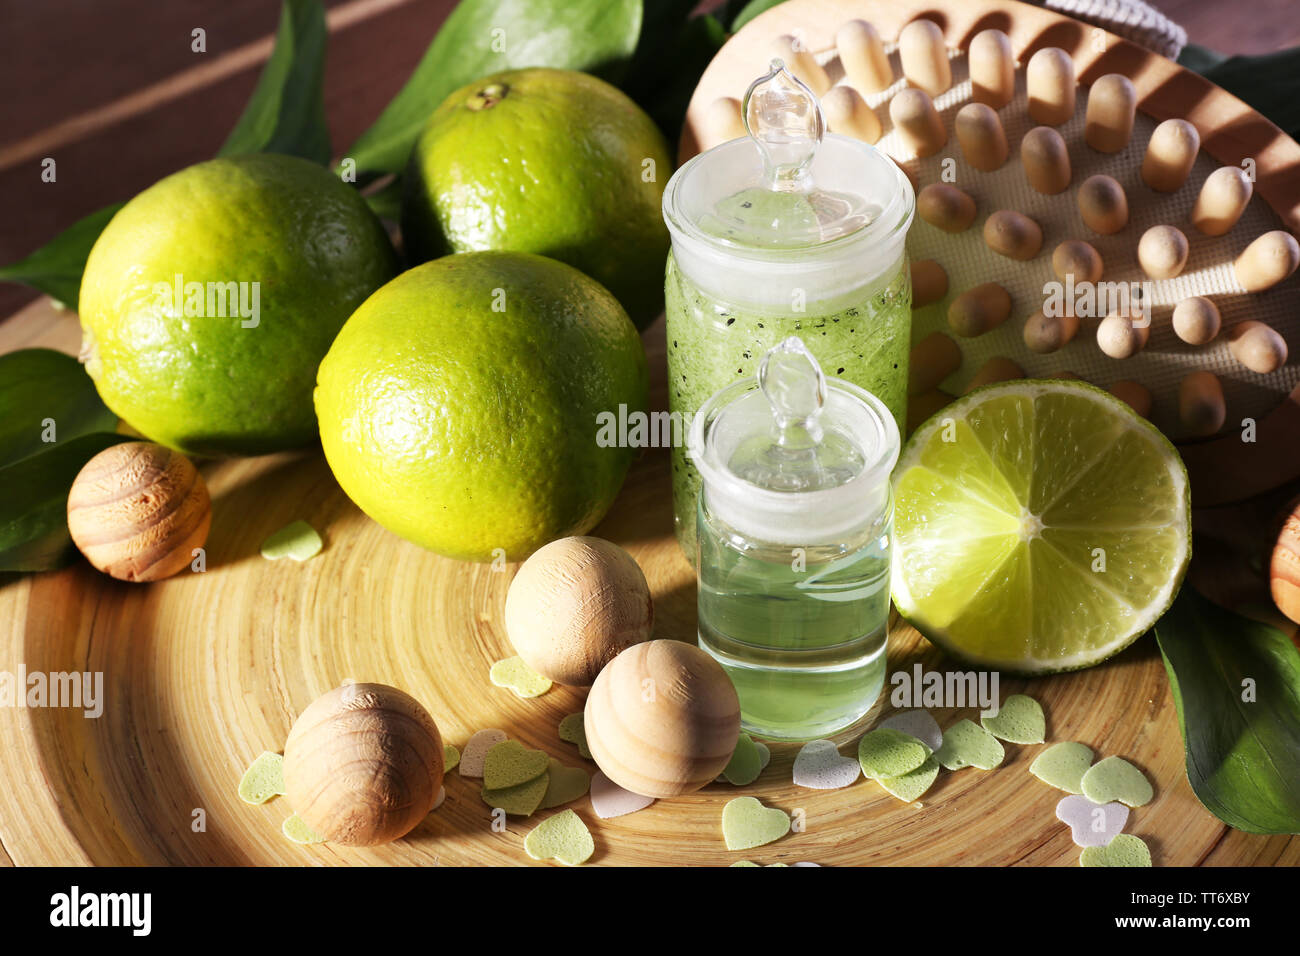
[0,292,1296,866]
[0,0,1297,866]
[681,0,1300,506]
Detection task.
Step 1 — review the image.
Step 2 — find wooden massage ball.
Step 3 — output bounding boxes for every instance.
[890,88,947,158]
[770,34,830,95]
[66,440,210,582]
[1078,174,1129,235]
[917,183,976,233]
[822,85,882,144]
[1192,167,1252,236]
[1172,296,1221,345]
[1052,239,1104,284]
[1178,371,1226,436]
[283,683,444,846]
[956,102,1009,171]
[1109,380,1153,418]
[898,19,951,98]
[836,20,893,92]
[968,28,1014,109]
[1234,231,1300,292]
[983,210,1043,261]
[1142,119,1200,192]
[1270,496,1300,626]
[1084,74,1137,153]
[1027,47,1075,126]
[1022,126,1072,195]
[1137,225,1190,279]
[584,640,740,798]
[965,356,1024,392]
[504,536,654,687]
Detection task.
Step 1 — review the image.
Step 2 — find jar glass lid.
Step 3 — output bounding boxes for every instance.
[669,60,906,252]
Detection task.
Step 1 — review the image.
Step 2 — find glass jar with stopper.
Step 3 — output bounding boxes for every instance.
[689,336,900,741]
[662,58,915,562]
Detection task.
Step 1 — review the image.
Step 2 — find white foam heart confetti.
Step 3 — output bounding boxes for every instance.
[793,739,861,790]
[590,770,655,819]
[1055,794,1130,848]
[459,729,508,778]
[877,710,943,753]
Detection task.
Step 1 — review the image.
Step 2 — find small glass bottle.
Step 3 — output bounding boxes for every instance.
[663,59,915,562]
[689,336,900,741]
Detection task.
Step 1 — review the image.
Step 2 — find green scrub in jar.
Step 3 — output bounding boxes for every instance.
[663,59,915,562]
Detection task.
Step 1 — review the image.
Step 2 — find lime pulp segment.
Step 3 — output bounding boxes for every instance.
[891,381,1190,673]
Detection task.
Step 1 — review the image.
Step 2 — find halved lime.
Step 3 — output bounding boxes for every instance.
[891,380,1190,674]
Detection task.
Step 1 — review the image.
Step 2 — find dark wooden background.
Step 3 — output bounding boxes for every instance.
[1,0,1294,320]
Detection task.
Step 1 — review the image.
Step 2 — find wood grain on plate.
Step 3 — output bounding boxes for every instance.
[1,295,1297,866]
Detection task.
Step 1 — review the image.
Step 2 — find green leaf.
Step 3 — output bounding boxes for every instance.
[1155,587,1300,834]
[622,12,727,142]
[0,349,118,469]
[343,0,643,179]
[0,203,124,308]
[361,176,405,224]
[728,0,787,32]
[0,432,130,572]
[1179,44,1300,142]
[219,0,331,163]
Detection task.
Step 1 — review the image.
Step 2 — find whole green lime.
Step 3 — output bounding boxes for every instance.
[314,251,648,562]
[79,153,397,456]
[401,68,672,329]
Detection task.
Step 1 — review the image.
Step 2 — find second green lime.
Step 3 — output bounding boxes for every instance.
[314,251,648,562]
[401,68,672,329]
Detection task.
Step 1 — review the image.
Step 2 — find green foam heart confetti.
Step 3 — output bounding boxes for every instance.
[981,694,1046,744]
[1030,742,1094,794]
[558,712,592,759]
[238,751,285,804]
[722,797,791,851]
[483,739,550,790]
[524,808,594,866]
[282,813,326,845]
[858,728,930,779]
[539,758,590,810]
[1081,756,1153,808]
[443,744,460,774]
[260,520,322,561]
[936,719,1004,770]
[482,773,550,817]
[722,733,763,786]
[489,655,552,698]
[1080,833,1151,867]
[877,754,940,803]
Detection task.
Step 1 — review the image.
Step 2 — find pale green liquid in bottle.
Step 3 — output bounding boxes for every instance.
[696,500,892,740]
[667,62,909,740]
